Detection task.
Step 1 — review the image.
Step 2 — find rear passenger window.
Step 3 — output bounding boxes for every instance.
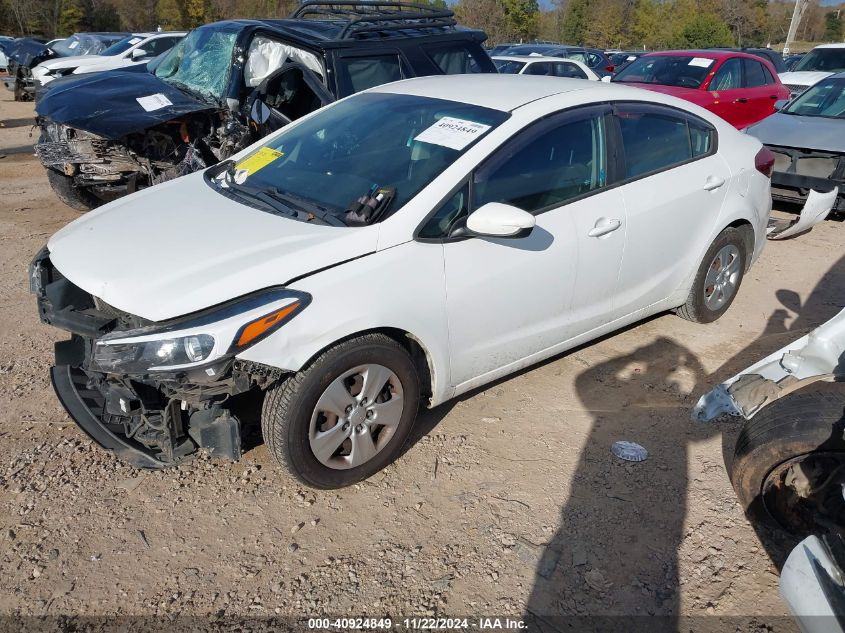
[473,110,607,214]
[337,55,403,93]
[525,62,551,75]
[423,43,484,74]
[743,59,769,87]
[553,62,588,79]
[617,106,715,178]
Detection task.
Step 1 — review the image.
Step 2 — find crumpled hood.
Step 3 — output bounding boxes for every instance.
[36,70,217,138]
[778,71,832,88]
[47,172,380,321]
[747,112,845,153]
[7,38,55,69]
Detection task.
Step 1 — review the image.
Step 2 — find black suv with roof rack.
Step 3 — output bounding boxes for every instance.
[34,1,495,211]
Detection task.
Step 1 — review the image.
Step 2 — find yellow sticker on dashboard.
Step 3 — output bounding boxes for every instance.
[235,147,284,176]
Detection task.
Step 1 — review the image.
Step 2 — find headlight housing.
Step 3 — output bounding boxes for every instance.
[92,288,310,375]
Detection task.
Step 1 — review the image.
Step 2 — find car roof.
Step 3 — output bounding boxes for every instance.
[814,43,845,49]
[492,55,580,63]
[369,74,606,111]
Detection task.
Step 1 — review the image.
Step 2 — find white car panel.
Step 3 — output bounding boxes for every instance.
[44,75,771,407]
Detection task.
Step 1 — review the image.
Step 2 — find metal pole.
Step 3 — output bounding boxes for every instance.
[784,0,810,55]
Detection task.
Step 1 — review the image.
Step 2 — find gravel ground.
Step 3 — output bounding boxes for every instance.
[2,88,843,631]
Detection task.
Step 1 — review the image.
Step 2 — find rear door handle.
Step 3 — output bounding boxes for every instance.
[703,175,726,191]
[734,97,748,104]
[588,218,622,237]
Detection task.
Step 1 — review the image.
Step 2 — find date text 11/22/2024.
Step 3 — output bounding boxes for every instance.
[306,617,528,630]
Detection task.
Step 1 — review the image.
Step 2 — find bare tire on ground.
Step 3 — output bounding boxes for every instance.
[261,333,421,489]
[676,226,746,323]
[730,382,845,535]
[46,169,101,212]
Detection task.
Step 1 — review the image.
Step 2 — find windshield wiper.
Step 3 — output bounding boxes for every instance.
[218,161,345,227]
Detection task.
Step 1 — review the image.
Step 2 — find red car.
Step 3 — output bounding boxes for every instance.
[612,50,791,129]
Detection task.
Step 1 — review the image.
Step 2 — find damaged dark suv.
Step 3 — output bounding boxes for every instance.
[33,1,495,211]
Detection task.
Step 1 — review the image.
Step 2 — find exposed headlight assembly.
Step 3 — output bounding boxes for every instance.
[92,288,310,374]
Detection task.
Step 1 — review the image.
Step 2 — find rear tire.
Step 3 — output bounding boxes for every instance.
[730,383,845,535]
[46,169,101,212]
[676,227,746,323]
[261,334,420,489]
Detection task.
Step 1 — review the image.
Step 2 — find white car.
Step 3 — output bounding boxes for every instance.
[492,54,599,80]
[31,75,773,488]
[779,43,845,98]
[32,32,185,86]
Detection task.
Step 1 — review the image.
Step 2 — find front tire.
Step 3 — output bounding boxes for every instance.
[676,227,746,323]
[730,383,845,535]
[261,334,420,489]
[46,169,101,212]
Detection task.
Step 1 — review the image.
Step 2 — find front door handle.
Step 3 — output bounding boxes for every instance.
[588,218,622,237]
[703,175,726,191]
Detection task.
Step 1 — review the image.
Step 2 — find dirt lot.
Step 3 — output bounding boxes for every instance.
[1,88,842,630]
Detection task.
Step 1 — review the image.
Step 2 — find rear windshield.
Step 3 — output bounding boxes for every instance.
[494,59,526,74]
[793,48,845,73]
[784,77,845,118]
[614,55,715,88]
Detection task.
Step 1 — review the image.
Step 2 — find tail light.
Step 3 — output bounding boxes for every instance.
[755,147,775,178]
[605,65,615,73]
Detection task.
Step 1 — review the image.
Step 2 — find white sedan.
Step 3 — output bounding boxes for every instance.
[493,54,599,80]
[31,75,773,488]
[32,32,185,86]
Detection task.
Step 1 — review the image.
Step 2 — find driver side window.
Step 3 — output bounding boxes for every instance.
[710,58,742,90]
[473,110,607,214]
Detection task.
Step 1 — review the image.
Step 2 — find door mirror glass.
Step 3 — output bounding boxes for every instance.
[466,202,535,238]
[131,48,148,60]
[774,99,789,111]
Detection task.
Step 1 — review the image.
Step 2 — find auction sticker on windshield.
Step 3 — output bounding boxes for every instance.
[414,117,492,151]
[136,94,174,112]
[688,57,714,68]
[236,147,284,177]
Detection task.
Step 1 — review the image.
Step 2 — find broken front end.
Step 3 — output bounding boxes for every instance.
[31,248,308,468]
[35,114,252,207]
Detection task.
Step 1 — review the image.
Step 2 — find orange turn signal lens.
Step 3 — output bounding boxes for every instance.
[236,302,301,347]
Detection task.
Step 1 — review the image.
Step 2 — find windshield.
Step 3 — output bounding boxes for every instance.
[793,48,845,73]
[784,77,845,118]
[101,35,143,57]
[155,28,236,101]
[214,93,509,225]
[613,55,714,88]
[494,59,526,73]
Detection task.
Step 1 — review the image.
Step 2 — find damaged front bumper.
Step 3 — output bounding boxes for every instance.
[692,307,845,422]
[31,249,296,467]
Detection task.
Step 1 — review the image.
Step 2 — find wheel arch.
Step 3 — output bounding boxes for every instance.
[725,218,755,272]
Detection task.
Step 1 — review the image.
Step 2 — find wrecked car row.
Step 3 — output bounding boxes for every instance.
[32,2,495,210]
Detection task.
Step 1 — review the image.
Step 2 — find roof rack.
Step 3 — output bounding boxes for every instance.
[292,1,457,39]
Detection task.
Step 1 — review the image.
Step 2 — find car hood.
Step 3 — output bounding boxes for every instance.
[47,172,380,321]
[36,54,103,71]
[35,70,218,138]
[778,71,832,87]
[747,112,845,152]
[614,82,708,103]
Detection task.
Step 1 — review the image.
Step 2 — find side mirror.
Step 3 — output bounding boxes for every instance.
[601,75,611,83]
[131,48,148,60]
[774,99,789,111]
[466,202,535,239]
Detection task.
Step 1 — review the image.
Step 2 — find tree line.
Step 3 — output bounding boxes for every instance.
[0,0,842,49]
